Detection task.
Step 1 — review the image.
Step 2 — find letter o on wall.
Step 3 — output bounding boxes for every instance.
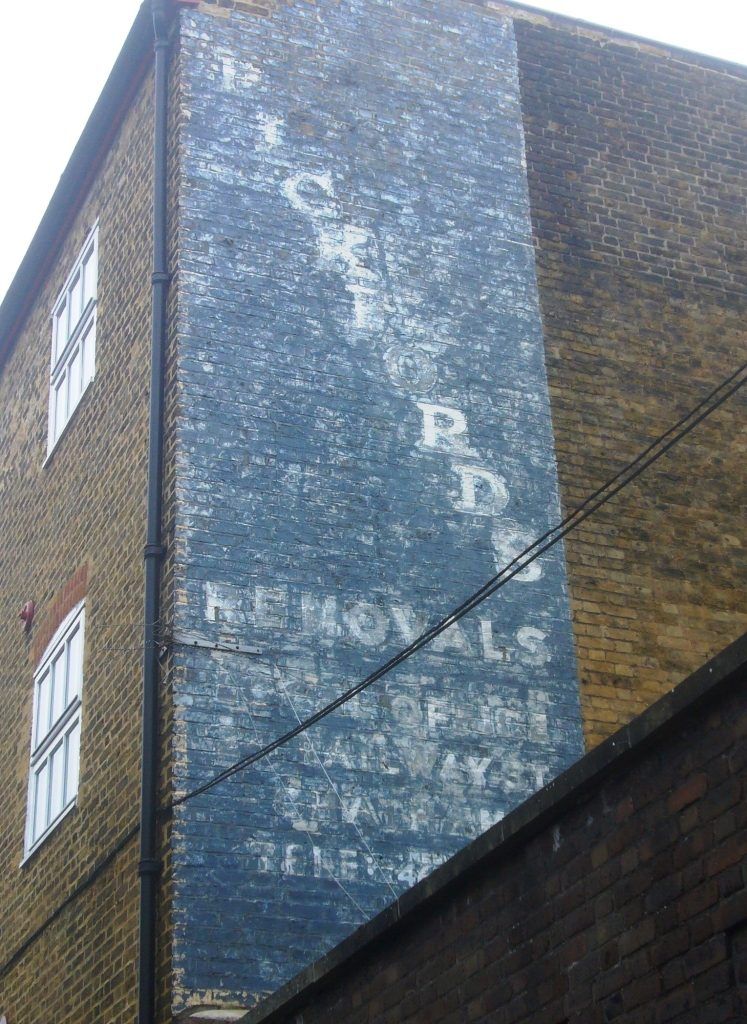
[344,602,389,646]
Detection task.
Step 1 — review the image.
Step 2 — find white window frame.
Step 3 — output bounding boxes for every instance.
[47,225,98,455]
[24,601,85,859]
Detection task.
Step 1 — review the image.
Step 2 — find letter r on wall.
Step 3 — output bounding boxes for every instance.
[416,402,473,454]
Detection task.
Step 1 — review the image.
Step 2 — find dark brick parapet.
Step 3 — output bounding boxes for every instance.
[238,631,747,1023]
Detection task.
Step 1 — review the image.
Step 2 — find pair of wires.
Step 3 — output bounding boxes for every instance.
[2,359,744,982]
[171,360,746,807]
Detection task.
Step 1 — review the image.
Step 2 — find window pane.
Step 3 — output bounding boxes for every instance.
[49,740,65,822]
[68,345,82,410]
[27,602,86,853]
[82,246,97,306]
[33,761,50,840]
[51,646,66,727]
[67,624,83,703]
[35,669,51,748]
[81,319,96,386]
[48,227,97,454]
[65,719,81,805]
[69,271,83,329]
[54,373,68,442]
[54,301,68,362]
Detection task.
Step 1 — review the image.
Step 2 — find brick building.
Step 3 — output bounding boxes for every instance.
[234,634,747,1024]
[0,1,744,1022]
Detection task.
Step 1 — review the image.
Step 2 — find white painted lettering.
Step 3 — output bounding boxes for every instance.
[282,171,382,329]
[312,845,339,879]
[255,586,287,628]
[390,604,426,643]
[431,620,472,655]
[301,593,341,636]
[218,51,260,91]
[344,601,389,646]
[282,170,334,219]
[426,698,452,732]
[204,581,247,625]
[342,797,362,824]
[390,694,422,729]
[339,848,358,880]
[466,756,492,788]
[517,626,550,666]
[528,711,549,742]
[453,464,509,516]
[440,751,460,782]
[384,345,438,393]
[282,844,305,876]
[416,402,473,455]
[257,112,282,150]
[479,619,511,662]
[492,524,543,581]
[254,841,275,874]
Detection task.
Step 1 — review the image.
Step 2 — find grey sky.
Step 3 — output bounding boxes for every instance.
[1,0,744,303]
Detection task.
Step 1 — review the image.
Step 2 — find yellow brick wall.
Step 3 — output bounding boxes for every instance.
[2,9,745,1021]
[515,18,747,747]
[0,69,160,1024]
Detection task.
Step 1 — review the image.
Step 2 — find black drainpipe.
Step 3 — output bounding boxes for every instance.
[139,1,171,1022]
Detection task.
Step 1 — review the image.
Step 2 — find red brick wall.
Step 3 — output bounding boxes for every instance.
[243,645,747,1024]
[29,564,89,664]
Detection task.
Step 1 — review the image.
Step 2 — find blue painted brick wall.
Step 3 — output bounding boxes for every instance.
[172,0,583,1009]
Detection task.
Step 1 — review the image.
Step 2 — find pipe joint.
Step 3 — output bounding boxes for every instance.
[144,543,167,560]
[139,858,163,878]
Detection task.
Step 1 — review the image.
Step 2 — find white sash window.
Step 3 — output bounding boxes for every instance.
[48,226,98,453]
[25,602,85,855]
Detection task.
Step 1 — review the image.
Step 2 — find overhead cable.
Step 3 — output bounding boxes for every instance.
[171,360,746,808]
[2,359,743,982]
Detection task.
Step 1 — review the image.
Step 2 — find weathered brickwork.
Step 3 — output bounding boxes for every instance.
[0,72,156,1024]
[1,4,744,1022]
[237,641,747,1024]
[511,15,747,746]
[171,0,582,1010]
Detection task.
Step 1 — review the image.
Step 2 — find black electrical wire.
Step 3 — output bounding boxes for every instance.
[0,823,139,981]
[2,359,744,981]
[171,360,746,808]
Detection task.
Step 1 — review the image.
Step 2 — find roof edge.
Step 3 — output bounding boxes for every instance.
[0,1,154,370]
[1,0,744,374]
[237,631,747,1024]
[481,0,747,77]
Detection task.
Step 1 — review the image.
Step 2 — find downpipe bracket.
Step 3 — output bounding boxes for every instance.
[139,858,163,878]
[144,543,167,559]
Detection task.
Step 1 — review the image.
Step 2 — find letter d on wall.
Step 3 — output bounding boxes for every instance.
[453,464,509,516]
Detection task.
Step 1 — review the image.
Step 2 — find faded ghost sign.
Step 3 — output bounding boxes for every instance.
[173,0,584,1008]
